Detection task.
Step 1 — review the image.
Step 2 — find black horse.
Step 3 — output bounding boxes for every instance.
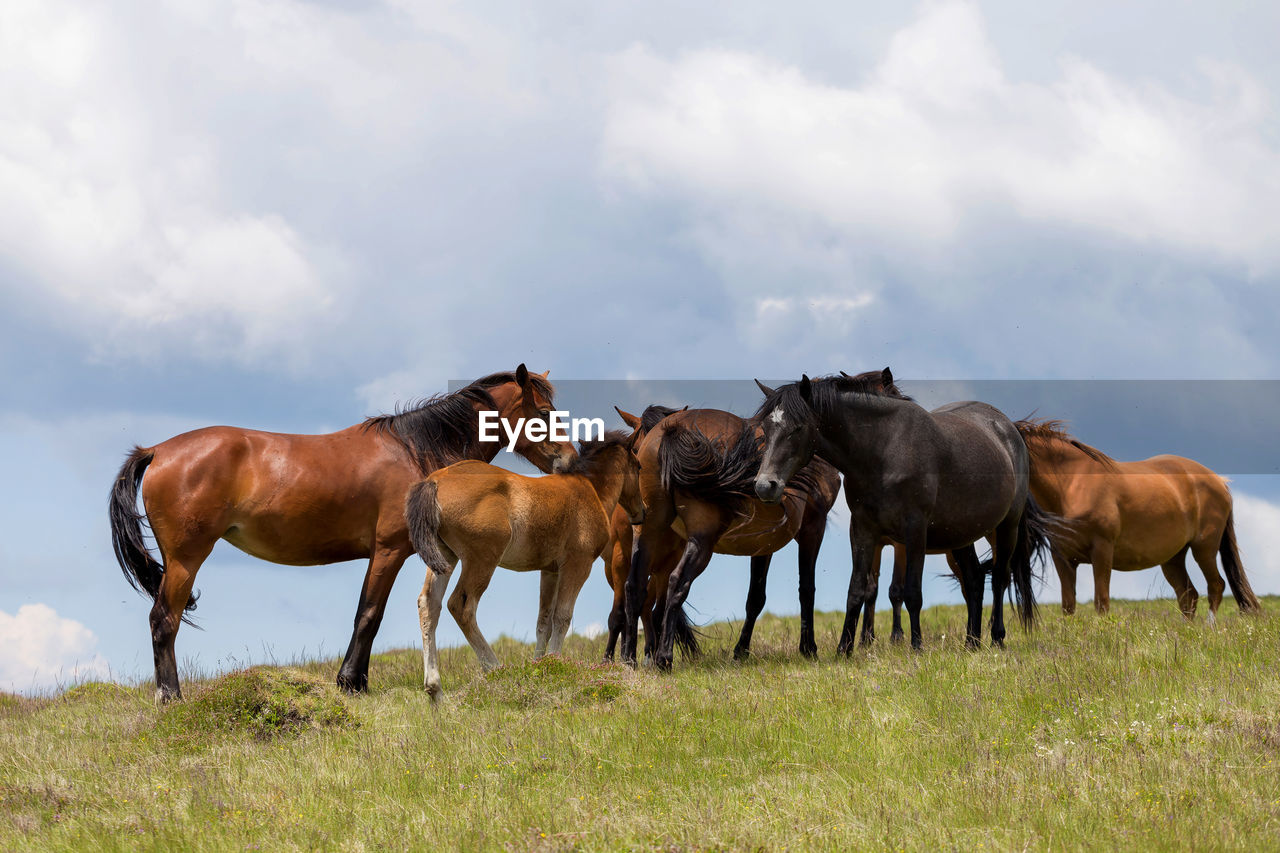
[753,371,1053,650]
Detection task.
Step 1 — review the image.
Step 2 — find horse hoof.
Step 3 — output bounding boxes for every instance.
[799,644,818,660]
[154,687,181,705]
[655,656,673,672]
[964,637,980,651]
[336,673,368,695]
[733,646,750,662]
[425,683,443,704]
[889,632,904,644]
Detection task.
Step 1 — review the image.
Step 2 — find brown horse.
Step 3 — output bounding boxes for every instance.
[621,392,850,670]
[1015,419,1260,620]
[109,366,575,702]
[600,405,700,663]
[406,430,643,698]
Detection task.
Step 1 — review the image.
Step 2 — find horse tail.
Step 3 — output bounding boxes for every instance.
[406,479,452,575]
[657,422,759,508]
[1009,494,1060,629]
[1219,509,1260,613]
[667,605,703,658]
[110,447,199,620]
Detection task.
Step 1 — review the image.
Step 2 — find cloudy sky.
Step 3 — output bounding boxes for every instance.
[2,0,1278,692]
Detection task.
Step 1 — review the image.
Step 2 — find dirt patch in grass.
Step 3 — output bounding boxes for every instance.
[460,656,628,710]
[153,667,357,748]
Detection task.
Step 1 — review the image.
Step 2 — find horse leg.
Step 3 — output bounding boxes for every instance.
[900,524,929,650]
[642,544,678,663]
[534,568,559,658]
[1054,553,1079,616]
[603,530,630,663]
[1189,540,1225,626]
[951,544,984,649]
[989,516,1019,648]
[888,543,906,643]
[624,498,675,666]
[546,558,594,655]
[656,529,718,672]
[838,529,878,655]
[149,544,212,704]
[1090,540,1115,616]
[447,559,501,672]
[1160,547,1198,620]
[796,513,825,659]
[734,554,772,661]
[860,544,884,647]
[417,552,456,701]
[337,543,412,693]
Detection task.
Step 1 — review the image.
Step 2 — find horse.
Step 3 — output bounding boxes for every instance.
[620,388,855,671]
[108,365,575,703]
[1013,418,1260,621]
[600,404,702,663]
[405,429,643,698]
[754,372,1055,651]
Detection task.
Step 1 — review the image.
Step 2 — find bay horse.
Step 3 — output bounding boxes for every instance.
[600,404,701,663]
[108,365,575,702]
[754,372,1054,650]
[1013,418,1260,620]
[620,396,848,671]
[406,430,643,698]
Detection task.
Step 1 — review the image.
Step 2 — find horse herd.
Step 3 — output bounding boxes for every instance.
[109,365,1261,703]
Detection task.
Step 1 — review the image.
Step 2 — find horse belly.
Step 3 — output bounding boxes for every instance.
[222,519,374,566]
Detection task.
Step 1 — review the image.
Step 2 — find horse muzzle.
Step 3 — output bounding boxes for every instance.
[754,477,784,504]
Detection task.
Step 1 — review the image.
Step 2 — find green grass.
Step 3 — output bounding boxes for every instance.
[2,598,1278,851]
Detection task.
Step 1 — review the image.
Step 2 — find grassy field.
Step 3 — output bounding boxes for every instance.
[2,598,1277,851]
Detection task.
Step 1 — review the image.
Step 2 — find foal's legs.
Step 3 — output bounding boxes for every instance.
[1090,540,1115,615]
[546,557,594,655]
[448,559,501,672]
[417,553,456,701]
[1054,553,1079,615]
[1189,539,1226,626]
[1160,547,1199,619]
[859,545,884,647]
[734,554,773,661]
[603,526,632,662]
[535,568,560,657]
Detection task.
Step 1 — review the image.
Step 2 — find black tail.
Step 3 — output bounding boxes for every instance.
[657,422,759,509]
[1219,509,1261,612]
[1009,494,1060,629]
[665,605,703,658]
[406,480,453,575]
[109,446,198,621]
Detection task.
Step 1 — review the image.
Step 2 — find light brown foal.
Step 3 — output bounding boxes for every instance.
[109,366,574,702]
[407,430,643,699]
[1017,419,1260,620]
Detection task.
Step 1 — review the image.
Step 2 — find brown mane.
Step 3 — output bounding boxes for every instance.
[1014,418,1117,469]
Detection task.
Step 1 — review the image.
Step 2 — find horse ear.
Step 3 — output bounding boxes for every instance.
[839,370,851,378]
[624,427,642,452]
[679,405,688,412]
[615,406,642,429]
[799,374,812,403]
[540,370,550,379]
[882,366,893,387]
[516,363,530,387]
[754,378,776,397]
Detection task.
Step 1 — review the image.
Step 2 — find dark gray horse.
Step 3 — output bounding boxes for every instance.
[753,371,1054,650]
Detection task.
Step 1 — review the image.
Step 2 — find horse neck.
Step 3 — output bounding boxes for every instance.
[1025,437,1104,499]
[813,393,904,473]
[581,450,626,514]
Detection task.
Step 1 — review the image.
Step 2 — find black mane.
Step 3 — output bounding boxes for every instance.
[363,371,555,474]
[754,369,910,427]
[640,404,683,433]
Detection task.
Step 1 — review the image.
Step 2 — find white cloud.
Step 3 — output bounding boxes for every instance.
[1229,492,1280,597]
[602,0,1280,285]
[572,622,605,640]
[0,604,109,693]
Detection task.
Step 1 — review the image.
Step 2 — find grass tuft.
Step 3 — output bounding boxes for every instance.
[153,667,357,748]
[460,656,628,710]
